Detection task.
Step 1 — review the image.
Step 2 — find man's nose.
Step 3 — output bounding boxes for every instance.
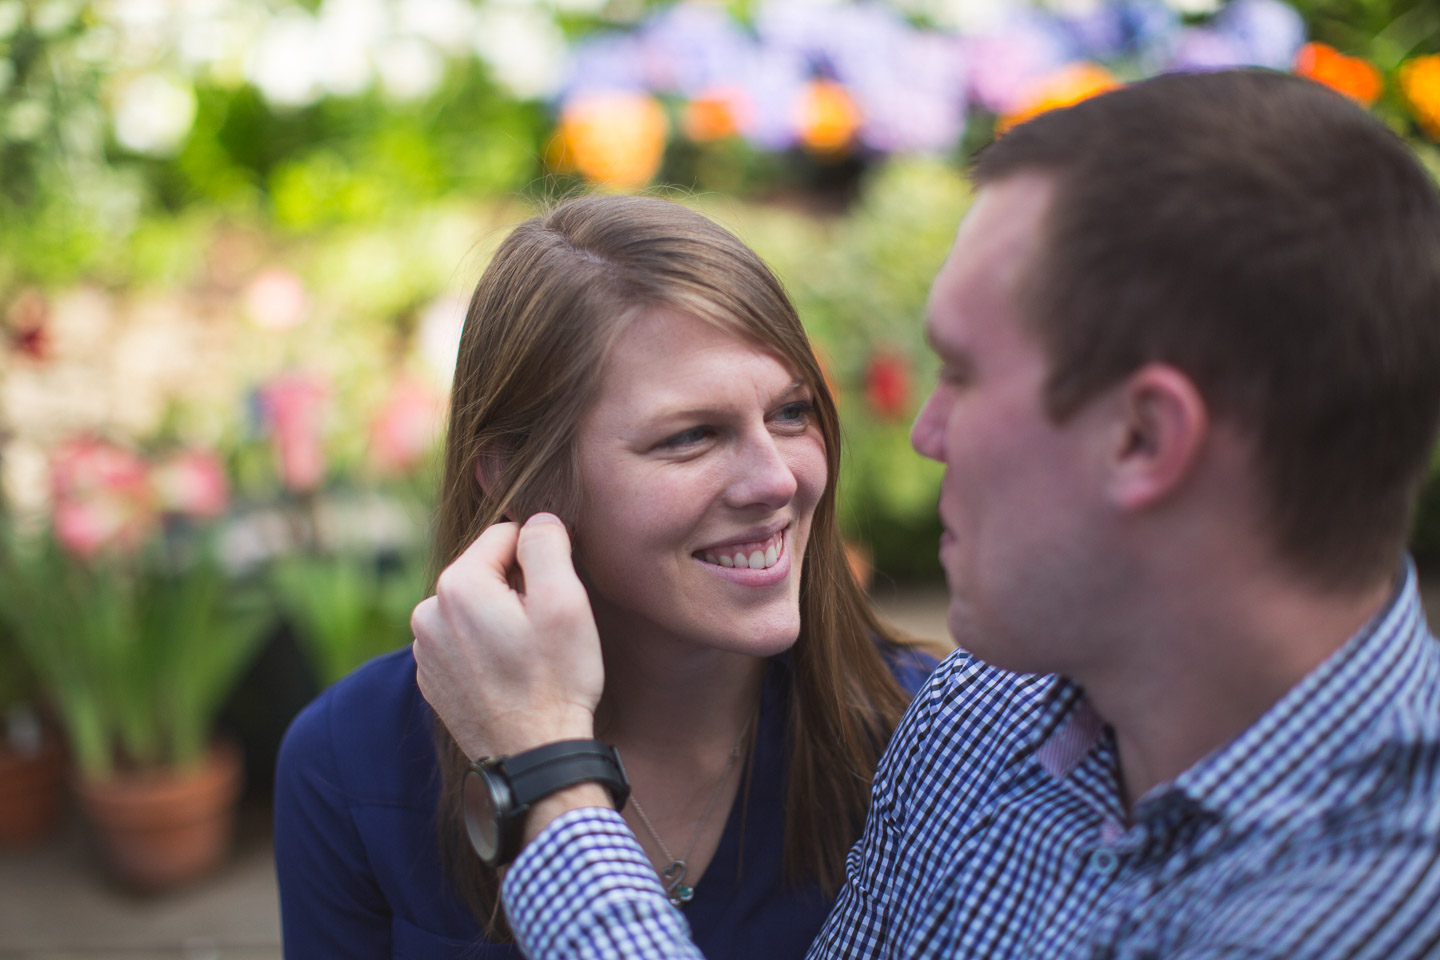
[911,392,945,463]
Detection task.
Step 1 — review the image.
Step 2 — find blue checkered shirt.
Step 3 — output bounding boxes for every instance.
[503,565,1440,959]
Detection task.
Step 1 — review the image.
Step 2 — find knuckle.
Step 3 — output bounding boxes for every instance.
[433,569,457,604]
[410,598,439,641]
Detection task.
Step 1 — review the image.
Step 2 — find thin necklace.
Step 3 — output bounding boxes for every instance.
[626,718,752,908]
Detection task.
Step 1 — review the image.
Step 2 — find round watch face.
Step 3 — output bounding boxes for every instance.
[463,766,503,863]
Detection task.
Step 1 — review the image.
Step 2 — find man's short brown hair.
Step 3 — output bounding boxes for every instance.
[973,69,1440,589]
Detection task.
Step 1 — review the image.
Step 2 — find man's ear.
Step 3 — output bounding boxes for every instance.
[1107,364,1208,512]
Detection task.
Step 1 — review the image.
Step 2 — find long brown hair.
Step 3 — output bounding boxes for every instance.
[431,194,919,937]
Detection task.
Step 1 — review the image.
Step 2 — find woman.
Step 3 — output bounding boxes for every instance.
[274,195,939,959]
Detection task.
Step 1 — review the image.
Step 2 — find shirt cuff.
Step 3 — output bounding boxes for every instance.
[502,807,699,960]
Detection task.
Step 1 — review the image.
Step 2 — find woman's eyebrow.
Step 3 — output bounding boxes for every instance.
[629,379,811,432]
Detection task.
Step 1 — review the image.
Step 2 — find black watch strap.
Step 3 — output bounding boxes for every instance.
[502,739,630,811]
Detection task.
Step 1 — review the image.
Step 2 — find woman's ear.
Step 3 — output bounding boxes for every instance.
[473,449,514,520]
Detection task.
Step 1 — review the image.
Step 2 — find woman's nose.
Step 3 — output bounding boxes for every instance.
[725,433,799,510]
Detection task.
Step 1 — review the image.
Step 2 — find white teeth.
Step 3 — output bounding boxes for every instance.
[699,532,784,570]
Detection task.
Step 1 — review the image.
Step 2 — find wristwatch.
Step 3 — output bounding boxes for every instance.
[462,739,630,867]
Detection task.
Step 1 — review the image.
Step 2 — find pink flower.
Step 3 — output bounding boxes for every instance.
[368,377,445,476]
[151,450,229,518]
[50,439,155,558]
[259,374,329,493]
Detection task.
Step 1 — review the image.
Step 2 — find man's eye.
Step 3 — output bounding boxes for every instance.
[660,426,714,449]
[775,401,813,424]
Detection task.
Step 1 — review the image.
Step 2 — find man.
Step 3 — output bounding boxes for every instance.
[412,69,1440,958]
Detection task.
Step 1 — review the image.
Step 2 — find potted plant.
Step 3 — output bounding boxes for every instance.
[0,439,269,890]
[0,611,68,851]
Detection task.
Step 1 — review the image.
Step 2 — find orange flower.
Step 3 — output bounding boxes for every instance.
[1294,42,1383,107]
[996,63,1120,135]
[1400,54,1440,140]
[683,87,751,142]
[551,93,669,189]
[797,80,862,155]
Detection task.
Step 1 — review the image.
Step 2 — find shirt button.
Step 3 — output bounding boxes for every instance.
[1090,850,1120,875]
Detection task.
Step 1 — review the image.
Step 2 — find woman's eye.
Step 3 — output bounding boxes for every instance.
[659,426,714,449]
[775,401,813,425]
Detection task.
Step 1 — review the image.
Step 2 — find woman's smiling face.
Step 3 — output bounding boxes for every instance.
[572,308,827,657]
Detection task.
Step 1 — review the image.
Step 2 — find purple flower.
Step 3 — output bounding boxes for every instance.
[562,33,647,97]
[966,9,1080,114]
[851,32,968,154]
[639,4,758,95]
[738,46,808,150]
[1067,0,1179,62]
[1165,0,1304,73]
[1214,0,1305,70]
[1167,26,1250,71]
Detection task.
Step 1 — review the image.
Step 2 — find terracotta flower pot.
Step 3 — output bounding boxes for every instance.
[0,730,67,851]
[75,740,243,892]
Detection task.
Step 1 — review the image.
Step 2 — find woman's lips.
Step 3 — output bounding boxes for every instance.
[693,528,791,586]
[695,528,785,570]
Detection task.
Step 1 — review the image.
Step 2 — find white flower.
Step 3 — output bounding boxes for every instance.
[1162,0,1223,14]
[552,0,611,17]
[375,35,445,101]
[418,293,468,386]
[6,100,49,141]
[1042,0,1106,17]
[902,0,1011,34]
[175,2,237,71]
[246,9,324,108]
[33,0,79,36]
[112,73,197,154]
[0,1,25,41]
[473,3,566,100]
[397,0,476,55]
[315,0,388,95]
[103,0,168,32]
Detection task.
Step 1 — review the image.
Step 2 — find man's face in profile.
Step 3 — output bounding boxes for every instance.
[912,174,1113,674]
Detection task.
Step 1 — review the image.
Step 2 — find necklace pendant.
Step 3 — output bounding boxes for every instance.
[661,861,694,907]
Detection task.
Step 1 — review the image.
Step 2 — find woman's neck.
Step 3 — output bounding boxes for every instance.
[592,617,768,760]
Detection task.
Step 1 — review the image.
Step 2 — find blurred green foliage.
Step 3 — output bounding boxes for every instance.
[267,549,428,687]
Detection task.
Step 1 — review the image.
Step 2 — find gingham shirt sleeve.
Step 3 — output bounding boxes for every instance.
[501,807,703,960]
[808,661,944,960]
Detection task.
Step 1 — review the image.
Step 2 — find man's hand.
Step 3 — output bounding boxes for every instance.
[411,513,604,761]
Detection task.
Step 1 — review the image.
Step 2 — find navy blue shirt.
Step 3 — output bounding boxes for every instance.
[274,644,936,960]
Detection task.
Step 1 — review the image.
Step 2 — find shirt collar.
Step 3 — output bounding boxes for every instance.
[1027,561,1440,832]
[1155,561,1439,831]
